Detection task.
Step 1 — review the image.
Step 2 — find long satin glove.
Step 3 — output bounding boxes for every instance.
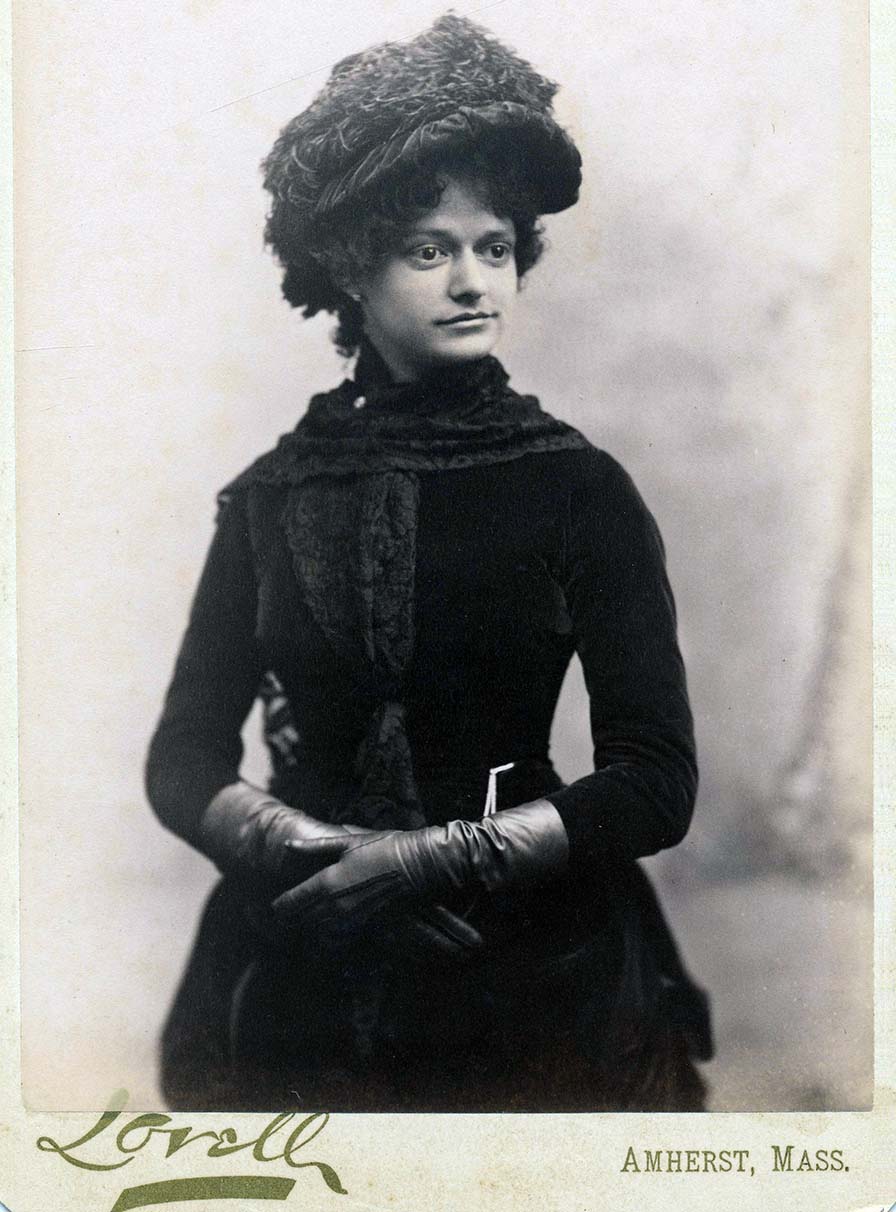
[271,799,569,946]
[198,782,482,963]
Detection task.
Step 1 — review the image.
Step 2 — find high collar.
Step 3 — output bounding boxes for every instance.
[350,339,510,418]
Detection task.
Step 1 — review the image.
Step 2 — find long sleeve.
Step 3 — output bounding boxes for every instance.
[146,492,263,846]
[545,453,698,864]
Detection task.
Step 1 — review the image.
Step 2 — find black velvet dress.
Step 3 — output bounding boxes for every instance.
[147,355,712,1111]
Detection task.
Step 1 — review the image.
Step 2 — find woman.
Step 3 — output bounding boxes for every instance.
[147,13,712,1112]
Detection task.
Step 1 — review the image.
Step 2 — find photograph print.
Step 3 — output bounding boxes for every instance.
[15,0,870,1116]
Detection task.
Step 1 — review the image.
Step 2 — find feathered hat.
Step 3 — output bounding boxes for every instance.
[262,13,582,305]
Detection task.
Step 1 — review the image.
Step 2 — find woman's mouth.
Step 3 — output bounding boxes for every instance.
[434,312,497,328]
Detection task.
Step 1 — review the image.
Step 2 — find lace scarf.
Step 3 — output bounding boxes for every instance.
[224,344,591,830]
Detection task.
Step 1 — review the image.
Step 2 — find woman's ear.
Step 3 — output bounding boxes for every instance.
[332,268,363,303]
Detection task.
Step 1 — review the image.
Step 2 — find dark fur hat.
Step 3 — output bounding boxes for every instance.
[262,13,582,240]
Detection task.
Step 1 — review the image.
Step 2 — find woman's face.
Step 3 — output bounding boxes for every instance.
[356,175,519,382]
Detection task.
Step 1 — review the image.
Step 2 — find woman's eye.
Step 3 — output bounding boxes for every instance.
[409,245,446,264]
[484,243,512,262]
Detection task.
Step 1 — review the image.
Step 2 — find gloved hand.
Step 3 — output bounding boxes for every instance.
[380,901,484,968]
[198,781,366,890]
[271,799,569,946]
[199,782,483,964]
[281,832,486,965]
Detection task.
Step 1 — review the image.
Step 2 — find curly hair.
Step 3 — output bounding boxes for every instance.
[263,142,546,357]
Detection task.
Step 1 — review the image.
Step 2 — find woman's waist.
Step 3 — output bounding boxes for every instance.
[270,751,563,824]
[417,754,563,822]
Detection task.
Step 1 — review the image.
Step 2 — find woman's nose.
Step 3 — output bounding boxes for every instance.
[449,251,486,301]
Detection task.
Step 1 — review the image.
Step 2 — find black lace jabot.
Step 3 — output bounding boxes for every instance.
[220,345,591,832]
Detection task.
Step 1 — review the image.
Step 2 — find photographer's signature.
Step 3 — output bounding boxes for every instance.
[35,1089,346,1209]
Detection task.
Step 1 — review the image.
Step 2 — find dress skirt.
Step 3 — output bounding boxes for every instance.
[160,860,711,1112]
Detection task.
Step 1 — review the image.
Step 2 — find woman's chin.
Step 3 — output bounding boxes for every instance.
[427,334,501,366]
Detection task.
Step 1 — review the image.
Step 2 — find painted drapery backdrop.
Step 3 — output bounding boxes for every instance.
[16,0,869,1109]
